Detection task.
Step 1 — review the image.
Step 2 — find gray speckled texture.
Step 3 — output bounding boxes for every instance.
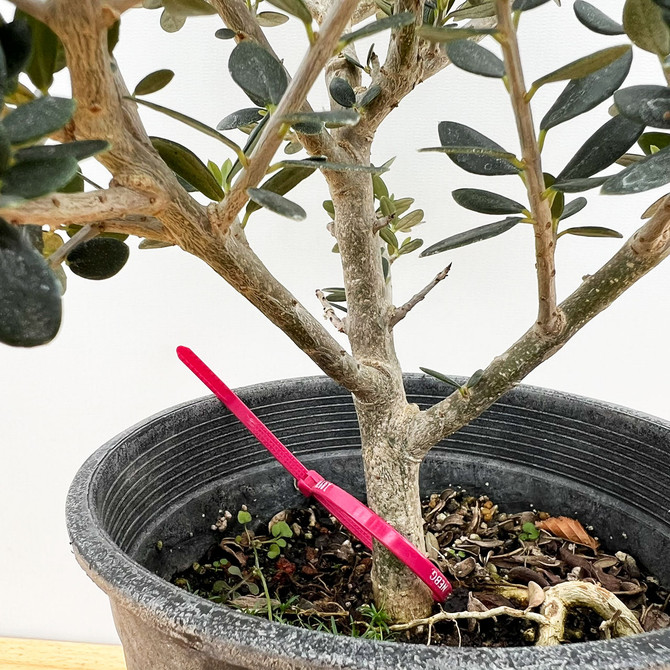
[67,374,670,670]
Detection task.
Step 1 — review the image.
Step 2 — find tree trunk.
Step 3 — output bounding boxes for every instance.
[357,399,434,621]
[325,147,433,623]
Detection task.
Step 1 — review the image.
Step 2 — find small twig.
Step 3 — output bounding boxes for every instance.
[372,215,394,234]
[496,0,561,335]
[48,224,99,267]
[212,0,360,236]
[390,264,451,328]
[316,289,348,334]
[389,605,549,632]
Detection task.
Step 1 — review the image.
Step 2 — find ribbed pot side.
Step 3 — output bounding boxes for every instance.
[67,374,670,670]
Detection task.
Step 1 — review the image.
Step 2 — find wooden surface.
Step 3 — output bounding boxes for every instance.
[0,637,126,670]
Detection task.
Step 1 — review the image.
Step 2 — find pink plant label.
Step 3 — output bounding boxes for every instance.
[177,346,452,602]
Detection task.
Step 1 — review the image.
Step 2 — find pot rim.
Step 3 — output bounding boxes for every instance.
[66,374,670,669]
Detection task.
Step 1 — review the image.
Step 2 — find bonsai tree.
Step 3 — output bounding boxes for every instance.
[1,0,669,631]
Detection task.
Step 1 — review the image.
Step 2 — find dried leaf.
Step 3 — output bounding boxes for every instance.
[526,581,545,609]
[536,516,599,550]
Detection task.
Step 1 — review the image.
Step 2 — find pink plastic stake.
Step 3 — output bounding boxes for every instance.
[177,346,452,602]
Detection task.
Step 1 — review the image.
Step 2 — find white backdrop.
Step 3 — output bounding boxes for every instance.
[1,0,668,644]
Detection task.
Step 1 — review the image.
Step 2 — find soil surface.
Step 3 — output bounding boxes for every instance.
[171,489,670,647]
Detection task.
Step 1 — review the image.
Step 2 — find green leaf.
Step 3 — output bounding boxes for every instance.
[512,0,552,9]
[614,85,670,129]
[435,122,520,175]
[452,188,525,215]
[246,164,315,217]
[638,131,670,154]
[1,156,78,199]
[557,116,645,181]
[132,97,244,158]
[159,9,186,32]
[520,522,540,540]
[107,20,120,54]
[265,0,312,23]
[14,11,64,94]
[395,209,424,231]
[623,0,670,56]
[601,145,670,193]
[540,49,632,130]
[267,545,280,559]
[13,140,109,164]
[217,108,264,131]
[532,46,632,93]
[419,367,462,390]
[379,226,399,250]
[447,2,496,20]
[281,110,360,128]
[397,238,423,255]
[552,176,610,192]
[416,25,498,42]
[329,77,356,108]
[372,175,388,200]
[574,1,624,36]
[271,521,293,538]
[138,238,174,251]
[208,160,223,186]
[466,369,484,388]
[247,187,306,220]
[277,157,389,173]
[0,219,61,347]
[229,41,288,107]
[66,238,130,280]
[151,137,225,201]
[358,84,381,108]
[0,125,10,174]
[162,0,217,16]
[445,40,504,78]
[133,69,175,96]
[256,11,290,27]
[237,510,252,524]
[339,12,415,47]
[559,197,587,220]
[215,28,236,39]
[557,226,623,238]
[420,216,521,256]
[2,96,75,145]
[392,197,414,215]
[0,20,33,79]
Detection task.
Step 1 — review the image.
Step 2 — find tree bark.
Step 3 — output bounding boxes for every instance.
[324,154,433,621]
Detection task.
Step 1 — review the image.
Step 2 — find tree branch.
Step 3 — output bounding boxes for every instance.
[496,0,561,335]
[7,0,48,20]
[41,0,383,401]
[48,223,99,267]
[410,196,670,456]
[390,263,451,328]
[211,0,360,236]
[303,0,375,25]
[316,289,348,333]
[0,187,166,232]
[208,0,345,162]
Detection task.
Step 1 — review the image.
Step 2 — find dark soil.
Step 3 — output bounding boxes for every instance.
[171,489,670,647]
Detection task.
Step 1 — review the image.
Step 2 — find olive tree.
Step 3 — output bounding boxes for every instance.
[1,0,669,625]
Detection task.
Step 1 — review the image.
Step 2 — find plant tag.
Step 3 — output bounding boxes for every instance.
[177,346,452,602]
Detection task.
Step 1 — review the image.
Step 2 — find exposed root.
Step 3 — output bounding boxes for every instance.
[388,605,549,632]
[391,581,643,646]
[536,581,643,646]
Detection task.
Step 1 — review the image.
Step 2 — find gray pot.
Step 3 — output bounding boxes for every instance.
[66,374,670,670]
